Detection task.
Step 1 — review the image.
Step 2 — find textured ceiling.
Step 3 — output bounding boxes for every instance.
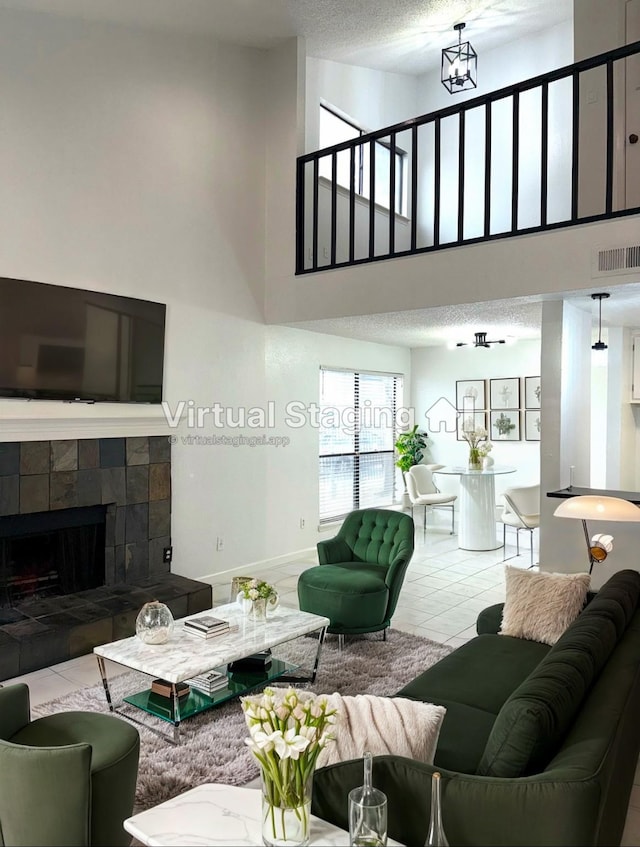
[0,0,573,74]
[290,297,544,348]
[289,284,640,348]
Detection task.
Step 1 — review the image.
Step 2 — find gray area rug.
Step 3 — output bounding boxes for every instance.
[34,629,452,813]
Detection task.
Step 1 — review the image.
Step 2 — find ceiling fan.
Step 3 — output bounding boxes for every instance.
[456,331,506,348]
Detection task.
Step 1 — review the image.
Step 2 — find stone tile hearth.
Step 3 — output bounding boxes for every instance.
[0,573,212,680]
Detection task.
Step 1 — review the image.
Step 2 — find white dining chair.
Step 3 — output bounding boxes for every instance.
[407,465,457,537]
[500,484,540,567]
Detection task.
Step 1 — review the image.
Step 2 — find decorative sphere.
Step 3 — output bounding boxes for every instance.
[135,600,174,644]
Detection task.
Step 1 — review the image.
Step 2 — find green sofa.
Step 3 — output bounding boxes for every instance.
[312,569,640,846]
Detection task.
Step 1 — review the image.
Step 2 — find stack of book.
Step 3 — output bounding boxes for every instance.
[150,679,190,699]
[184,669,229,697]
[183,615,235,639]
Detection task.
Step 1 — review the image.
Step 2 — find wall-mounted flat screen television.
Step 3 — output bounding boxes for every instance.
[0,277,166,403]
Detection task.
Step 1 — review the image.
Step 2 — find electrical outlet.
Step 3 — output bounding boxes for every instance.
[216,536,224,552]
[162,546,173,564]
[299,517,305,529]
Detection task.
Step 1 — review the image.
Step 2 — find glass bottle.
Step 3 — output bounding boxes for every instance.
[349,752,388,846]
[425,772,448,847]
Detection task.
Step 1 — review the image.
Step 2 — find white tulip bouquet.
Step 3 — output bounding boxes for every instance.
[242,687,337,844]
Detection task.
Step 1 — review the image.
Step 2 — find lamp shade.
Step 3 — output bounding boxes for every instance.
[554,495,640,522]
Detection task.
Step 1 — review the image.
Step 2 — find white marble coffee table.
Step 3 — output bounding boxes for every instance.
[94,604,329,743]
[124,783,403,846]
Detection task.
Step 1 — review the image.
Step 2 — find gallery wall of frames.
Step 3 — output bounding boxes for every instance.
[455,376,541,442]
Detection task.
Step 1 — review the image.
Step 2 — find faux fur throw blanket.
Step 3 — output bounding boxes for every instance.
[317,693,446,768]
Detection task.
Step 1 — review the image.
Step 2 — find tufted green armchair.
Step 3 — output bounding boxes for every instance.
[0,683,140,846]
[297,508,414,643]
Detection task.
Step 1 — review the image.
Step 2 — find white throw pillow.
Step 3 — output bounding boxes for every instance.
[499,566,591,646]
[317,693,446,768]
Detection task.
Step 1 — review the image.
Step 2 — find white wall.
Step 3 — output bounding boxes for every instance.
[411,340,541,505]
[0,9,411,583]
[264,326,411,559]
[267,213,640,324]
[573,0,627,58]
[622,329,640,491]
[0,9,267,581]
[305,57,419,151]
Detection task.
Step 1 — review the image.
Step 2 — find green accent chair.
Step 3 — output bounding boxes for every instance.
[297,508,414,644]
[0,683,140,846]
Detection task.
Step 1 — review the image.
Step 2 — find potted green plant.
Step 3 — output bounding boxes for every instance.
[395,424,428,475]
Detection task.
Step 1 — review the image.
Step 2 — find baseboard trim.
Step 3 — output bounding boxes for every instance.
[197,547,317,584]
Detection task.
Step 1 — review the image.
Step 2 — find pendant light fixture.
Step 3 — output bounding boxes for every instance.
[456,331,505,348]
[441,23,478,94]
[591,292,610,351]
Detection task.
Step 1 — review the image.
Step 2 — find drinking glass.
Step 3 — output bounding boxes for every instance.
[348,752,388,847]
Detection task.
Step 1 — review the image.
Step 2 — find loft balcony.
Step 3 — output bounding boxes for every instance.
[295,40,640,277]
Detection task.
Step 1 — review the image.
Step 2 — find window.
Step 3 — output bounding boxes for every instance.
[319,368,403,523]
[319,105,406,214]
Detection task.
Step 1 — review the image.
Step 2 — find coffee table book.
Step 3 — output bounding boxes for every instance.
[150,679,191,699]
[184,615,230,632]
[184,670,228,696]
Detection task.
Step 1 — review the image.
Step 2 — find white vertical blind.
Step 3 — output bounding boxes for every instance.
[319,367,402,523]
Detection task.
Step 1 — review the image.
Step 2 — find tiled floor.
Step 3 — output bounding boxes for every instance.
[3,516,640,845]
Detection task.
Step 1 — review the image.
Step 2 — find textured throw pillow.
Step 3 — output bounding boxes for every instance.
[316,693,446,768]
[499,566,590,646]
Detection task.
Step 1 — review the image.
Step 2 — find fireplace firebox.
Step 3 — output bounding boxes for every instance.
[0,505,107,609]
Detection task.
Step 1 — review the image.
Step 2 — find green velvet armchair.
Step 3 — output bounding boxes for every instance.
[0,683,140,846]
[297,508,414,642]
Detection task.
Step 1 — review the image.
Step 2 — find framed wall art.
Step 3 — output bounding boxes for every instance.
[490,409,521,441]
[525,376,541,409]
[457,411,487,441]
[490,377,520,410]
[525,410,541,441]
[456,379,486,412]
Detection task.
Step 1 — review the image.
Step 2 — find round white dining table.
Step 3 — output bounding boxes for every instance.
[435,465,516,551]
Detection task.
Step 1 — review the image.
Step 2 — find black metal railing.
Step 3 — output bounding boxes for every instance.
[296,40,640,275]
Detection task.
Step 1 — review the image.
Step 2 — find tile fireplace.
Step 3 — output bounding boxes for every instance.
[0,436,211,680]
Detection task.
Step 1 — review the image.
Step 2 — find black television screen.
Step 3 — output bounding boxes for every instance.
[0,277,166,403]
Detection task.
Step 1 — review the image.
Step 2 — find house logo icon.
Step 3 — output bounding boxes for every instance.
[424,398,459,433]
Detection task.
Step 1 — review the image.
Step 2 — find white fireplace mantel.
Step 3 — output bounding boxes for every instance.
[0,399,173,441]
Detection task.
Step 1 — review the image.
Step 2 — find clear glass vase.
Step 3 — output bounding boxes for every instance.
[260,764,313,846]
[250,598,267,621]
[468,448,481,470]
[135,600,174,644]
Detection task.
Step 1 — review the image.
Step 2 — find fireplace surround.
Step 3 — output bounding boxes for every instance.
[0,436,211,679]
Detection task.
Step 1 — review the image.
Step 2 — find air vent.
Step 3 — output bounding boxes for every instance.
[592,245,640,277]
